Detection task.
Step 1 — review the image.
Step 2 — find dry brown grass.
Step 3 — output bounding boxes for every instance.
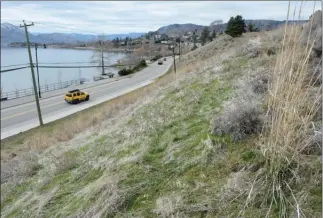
[246,4,322,217]
[1,66,175,183]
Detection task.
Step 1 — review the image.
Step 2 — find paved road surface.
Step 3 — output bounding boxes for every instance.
[1,58,173,139]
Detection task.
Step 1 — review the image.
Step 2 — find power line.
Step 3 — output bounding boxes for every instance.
[1,63,30,68]
[37,63,136,68]
[38,65,100,68]
[1,62,94,69]
[0,63,136,73]
[25,20,147,36]
[0,66,30,73]
[37,61,94,65]
[31,20,152,30]
[33,22,103,35]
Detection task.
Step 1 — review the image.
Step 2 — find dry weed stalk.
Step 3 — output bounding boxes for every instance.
[253,2,322,217]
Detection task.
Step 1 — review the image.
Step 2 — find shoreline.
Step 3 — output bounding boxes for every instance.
[2,45,133,53]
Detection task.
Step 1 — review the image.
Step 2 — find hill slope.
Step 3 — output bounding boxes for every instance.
[1,16,321,217]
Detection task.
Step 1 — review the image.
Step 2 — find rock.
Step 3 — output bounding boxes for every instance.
[301,10,322,56]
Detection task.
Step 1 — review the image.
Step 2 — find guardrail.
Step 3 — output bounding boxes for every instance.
[0,79,82,101]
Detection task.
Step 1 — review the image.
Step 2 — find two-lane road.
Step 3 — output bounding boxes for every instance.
[1,58,173,139]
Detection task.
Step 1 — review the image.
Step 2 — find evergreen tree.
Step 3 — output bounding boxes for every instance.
[192,29,198,49]
[225,15,246,37]
[211,30,216,40]
[248,24,259,32]
[200,27,210,46]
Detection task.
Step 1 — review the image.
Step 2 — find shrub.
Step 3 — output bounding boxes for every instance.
[150,55,162,62]
[138,59,147,68]
[211,100,263,141]
[132,60,148,72]
[118,68,133,76]
[251,73,269,94]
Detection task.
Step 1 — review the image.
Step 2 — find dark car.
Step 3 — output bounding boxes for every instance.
[106,72,115,78]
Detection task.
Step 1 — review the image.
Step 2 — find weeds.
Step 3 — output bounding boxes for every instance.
[247,4,322,217]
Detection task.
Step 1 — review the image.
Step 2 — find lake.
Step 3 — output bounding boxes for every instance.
[1,48,127,93]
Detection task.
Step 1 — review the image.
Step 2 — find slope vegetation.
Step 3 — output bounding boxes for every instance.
[1,13,321,217]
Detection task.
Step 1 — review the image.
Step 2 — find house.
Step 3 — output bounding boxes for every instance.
[154,34,162,40]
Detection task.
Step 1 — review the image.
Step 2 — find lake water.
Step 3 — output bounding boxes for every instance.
[1,48,127,93]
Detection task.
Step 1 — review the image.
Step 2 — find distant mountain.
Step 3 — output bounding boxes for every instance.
[157,19,308,35]
[1,23,37,46]
[1,22,145,47]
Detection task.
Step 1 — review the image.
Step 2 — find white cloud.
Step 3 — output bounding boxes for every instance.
[1,1,320,34]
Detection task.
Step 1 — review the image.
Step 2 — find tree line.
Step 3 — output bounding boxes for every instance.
[199,15,259,46]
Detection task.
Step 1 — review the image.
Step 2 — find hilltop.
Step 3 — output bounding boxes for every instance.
[157,19,308,35]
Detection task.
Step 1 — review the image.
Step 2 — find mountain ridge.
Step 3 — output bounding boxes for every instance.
[156,19,308,35]
[1,19,308,46]
[1,22,145,46]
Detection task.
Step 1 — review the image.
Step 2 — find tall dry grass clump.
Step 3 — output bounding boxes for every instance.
[257,2,322,217]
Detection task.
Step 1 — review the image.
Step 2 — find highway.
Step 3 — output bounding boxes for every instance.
[1,58,173,139]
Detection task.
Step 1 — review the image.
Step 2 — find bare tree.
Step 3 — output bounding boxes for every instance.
[91,34,110,76]
[133,47,146,60]
[58,70,62,88]
[210,20,224,33]
[45,79,48,91]
[210,20,223,26]
[78,68,83,84]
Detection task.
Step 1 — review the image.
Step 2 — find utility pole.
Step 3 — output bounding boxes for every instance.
[179,40,181,62]
[35,43,41,98]
[168,43,177,74]
[176,37,181,62]
[99,40,105,76]
[20,20,43,126]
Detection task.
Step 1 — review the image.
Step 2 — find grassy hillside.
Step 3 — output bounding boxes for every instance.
[1,12,321,218]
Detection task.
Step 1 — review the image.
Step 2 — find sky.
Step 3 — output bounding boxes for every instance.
[1,1,321,35]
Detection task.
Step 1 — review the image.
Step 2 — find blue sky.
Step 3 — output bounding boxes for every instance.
[1,1,321,34]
